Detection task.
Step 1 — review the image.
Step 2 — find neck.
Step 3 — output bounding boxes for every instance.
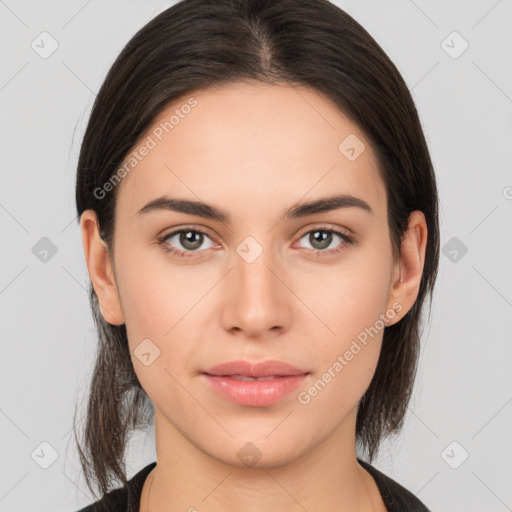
[139,407,385,512]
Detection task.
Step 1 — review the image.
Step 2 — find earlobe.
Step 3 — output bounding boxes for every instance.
[386,210,428,325]
[80,210,125,326]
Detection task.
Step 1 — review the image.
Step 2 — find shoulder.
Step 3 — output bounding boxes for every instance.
[75,462,157,512]
[357,458,432,512]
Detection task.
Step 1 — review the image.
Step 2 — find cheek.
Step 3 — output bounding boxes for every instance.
[298,279,387,417]
[300,238,393,397]
[309,247,393,342]
[114,245,213,381]
[115,241,203,335]
[114,254,200,400]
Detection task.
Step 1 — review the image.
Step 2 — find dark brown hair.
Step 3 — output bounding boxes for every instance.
[74,0,439,502]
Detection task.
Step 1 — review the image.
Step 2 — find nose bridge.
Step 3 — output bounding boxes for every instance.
[224,236,289,335]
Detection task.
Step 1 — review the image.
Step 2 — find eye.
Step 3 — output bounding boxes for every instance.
[157,225,355,259]
[295,226,354,255]
[157,228,216,257]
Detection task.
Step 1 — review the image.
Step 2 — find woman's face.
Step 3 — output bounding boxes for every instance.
[83,81,424,468]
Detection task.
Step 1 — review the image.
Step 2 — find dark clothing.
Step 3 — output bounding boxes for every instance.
[358,459,432,511]
[77,458,431,511]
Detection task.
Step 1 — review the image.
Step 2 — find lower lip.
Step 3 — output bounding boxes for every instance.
[201,373,309,407]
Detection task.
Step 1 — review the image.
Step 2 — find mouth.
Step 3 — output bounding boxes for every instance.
[205,374,294,381]
[201,359,310,407]
[202,359,309,378]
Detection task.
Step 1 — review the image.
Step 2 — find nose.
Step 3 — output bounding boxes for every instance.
[221,245,292,339]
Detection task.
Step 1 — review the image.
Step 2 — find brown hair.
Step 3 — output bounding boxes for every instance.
[74,0,439,502]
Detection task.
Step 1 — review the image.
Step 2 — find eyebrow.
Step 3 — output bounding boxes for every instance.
[136,194,373,223]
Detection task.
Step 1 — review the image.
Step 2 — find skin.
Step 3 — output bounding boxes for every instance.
[81,81,427,512]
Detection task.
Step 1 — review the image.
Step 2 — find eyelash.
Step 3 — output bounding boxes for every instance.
[156,225,355,259]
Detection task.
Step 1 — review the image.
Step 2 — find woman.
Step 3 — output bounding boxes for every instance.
[74,0,439,510]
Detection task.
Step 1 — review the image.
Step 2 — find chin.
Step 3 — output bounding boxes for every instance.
[209,439,306,470]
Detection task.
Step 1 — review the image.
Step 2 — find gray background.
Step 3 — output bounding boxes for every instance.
[1,0,511,511]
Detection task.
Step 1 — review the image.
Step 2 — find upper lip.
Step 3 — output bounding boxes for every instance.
[203,359,309,378]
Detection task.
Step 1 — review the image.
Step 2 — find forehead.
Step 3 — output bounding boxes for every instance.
[115,81,385,220]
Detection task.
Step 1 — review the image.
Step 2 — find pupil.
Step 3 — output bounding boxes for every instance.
[311,230,331,250]
[181,231,202,250]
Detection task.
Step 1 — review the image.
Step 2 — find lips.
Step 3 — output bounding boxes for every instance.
[202,359,309,378]
[201,359,310,406]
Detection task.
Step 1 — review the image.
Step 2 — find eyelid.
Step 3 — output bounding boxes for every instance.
[295,223,354,240]
[157,223,216,238]
[159,224,219,244]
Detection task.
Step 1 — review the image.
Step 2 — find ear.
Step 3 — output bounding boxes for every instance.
[80,210,125,325]
[385,210,428,326]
